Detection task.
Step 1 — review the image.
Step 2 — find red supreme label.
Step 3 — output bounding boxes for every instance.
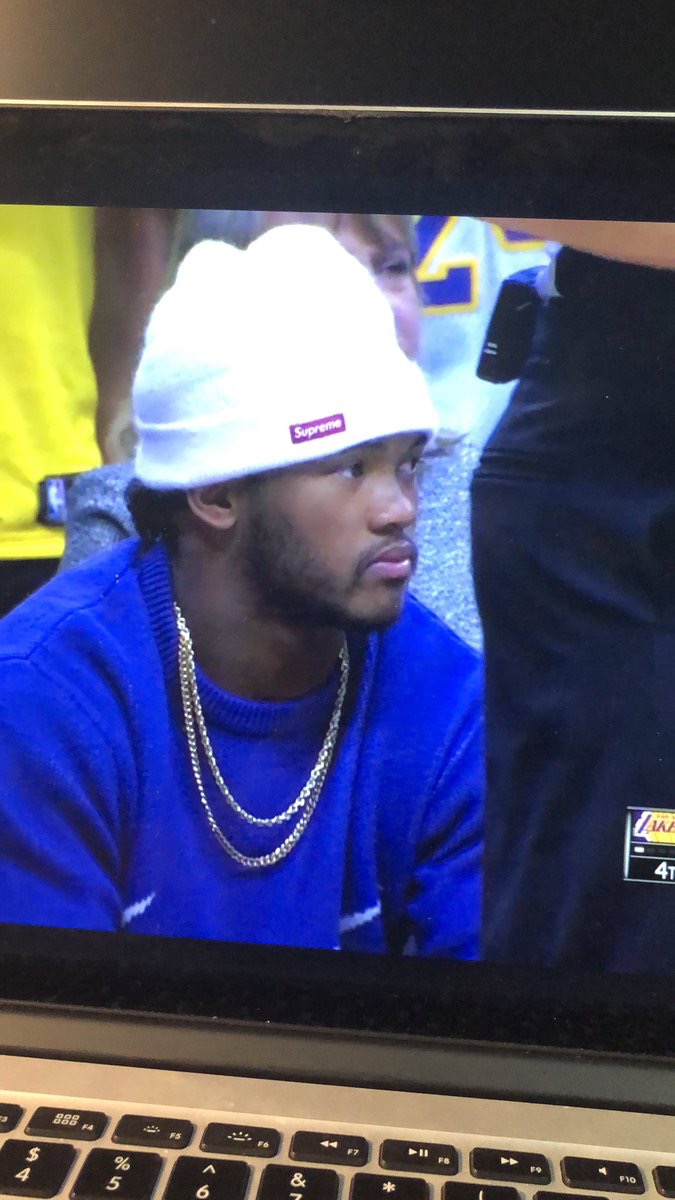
[290,413,346,444]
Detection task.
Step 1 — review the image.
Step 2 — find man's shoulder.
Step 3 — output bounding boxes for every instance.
[387,593,482,679]
[0,539,144,664]
[360,597,482,788]
[367,595,483,733]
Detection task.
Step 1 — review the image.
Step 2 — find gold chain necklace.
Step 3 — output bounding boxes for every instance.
[175,603,349,870]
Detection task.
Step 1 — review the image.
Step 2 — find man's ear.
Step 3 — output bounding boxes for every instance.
[187,482,238,531]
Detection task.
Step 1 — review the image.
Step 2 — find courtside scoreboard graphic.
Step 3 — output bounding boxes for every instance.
[624,808,675,884]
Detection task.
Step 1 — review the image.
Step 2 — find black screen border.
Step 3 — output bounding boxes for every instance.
[1,920,675,1061]
[2,0,675,115]
[0,104,674,217]
[0,102,674,1062]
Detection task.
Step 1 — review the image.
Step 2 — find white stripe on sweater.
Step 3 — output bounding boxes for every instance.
[339,901,381,934]
[121,892,157,927]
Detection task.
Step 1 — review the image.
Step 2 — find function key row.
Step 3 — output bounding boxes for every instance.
[0,1111,281,1156]
[0,1109,671,1199]
[0,1108,192,1151]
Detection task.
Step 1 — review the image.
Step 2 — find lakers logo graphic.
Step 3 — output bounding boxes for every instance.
[625,808,675,885]
[632,810,675,844]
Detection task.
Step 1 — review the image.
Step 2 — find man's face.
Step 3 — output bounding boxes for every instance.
[333,218,421,361]
[237,432,424,632]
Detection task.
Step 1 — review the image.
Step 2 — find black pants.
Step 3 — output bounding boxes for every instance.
[472,248,675,974]
[0,558,59,619]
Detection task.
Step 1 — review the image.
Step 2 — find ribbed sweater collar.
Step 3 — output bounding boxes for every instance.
[137,540,347,739]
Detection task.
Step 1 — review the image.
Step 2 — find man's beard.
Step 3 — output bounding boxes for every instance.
[240,501,405,634]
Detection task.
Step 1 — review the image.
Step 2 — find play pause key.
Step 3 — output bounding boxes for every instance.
[380,1141,458,1175]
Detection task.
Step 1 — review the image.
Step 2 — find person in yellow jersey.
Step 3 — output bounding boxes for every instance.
[0,204,176,616]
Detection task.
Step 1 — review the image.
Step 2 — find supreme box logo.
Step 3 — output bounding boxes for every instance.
[290,413,346,444]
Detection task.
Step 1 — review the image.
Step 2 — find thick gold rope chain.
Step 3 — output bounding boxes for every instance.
[175,603,349,870]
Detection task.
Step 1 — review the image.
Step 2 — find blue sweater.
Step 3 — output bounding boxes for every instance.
[0,540,483,957]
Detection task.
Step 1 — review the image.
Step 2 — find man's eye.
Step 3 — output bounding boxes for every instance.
[338,461,364,479]
[382,255,412,277]
[399,456,421,477]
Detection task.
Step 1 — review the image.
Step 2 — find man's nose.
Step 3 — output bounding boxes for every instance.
[370,476,417,531]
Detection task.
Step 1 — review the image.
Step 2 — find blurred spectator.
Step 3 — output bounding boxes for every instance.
[412,215,551,648]
[417,216,551,447]
[0,205,176,616]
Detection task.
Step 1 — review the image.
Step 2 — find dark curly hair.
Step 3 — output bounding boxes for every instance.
[125,479,189,554]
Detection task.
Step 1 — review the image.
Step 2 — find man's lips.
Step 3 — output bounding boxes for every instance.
[362,541,418,582]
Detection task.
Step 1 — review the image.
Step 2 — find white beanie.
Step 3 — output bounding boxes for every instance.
[133,224,439,489]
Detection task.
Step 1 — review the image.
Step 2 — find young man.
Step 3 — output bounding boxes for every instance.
[0,226,483,957]
[59,210,422,570]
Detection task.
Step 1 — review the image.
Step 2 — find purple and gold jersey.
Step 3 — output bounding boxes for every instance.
[416,216,552,446]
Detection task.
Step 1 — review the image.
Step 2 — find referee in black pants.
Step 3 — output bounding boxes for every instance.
[473,229,675,974]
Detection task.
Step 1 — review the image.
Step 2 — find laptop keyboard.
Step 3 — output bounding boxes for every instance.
[0,1098,673,1200]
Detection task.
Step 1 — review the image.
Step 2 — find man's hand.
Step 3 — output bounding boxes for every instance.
[90,208,180,464]
[487,219,675,270]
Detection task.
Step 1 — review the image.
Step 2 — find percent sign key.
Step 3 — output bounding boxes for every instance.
[72,1148,163,1200]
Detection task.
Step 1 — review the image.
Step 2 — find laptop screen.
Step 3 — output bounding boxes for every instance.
[0,107,673,1056]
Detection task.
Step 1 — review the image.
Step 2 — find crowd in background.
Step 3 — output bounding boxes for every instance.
[0,206,550,648]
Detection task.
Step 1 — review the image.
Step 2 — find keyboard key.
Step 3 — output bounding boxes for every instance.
[442,1186,519,1200]
[71,1148,162,1200]
[164,1156,250,1200]
[258,1165,339,1200]
[291,1132,369,1167]
[201,1124,280,1158]
[471,1148,551,1184]
[654,1168,675,1198]
[0,1105,23,1135]
[351,1173,429,1200]
[26,1108,108,1142]
[535,1193,607,1200]
[380,1141,457,1175]
[113,1115,193,1150]
[0,1139,76,1197]
[562,1159,645,1194]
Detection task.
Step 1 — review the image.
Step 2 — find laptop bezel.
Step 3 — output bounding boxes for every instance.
[0,102,674,1065]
